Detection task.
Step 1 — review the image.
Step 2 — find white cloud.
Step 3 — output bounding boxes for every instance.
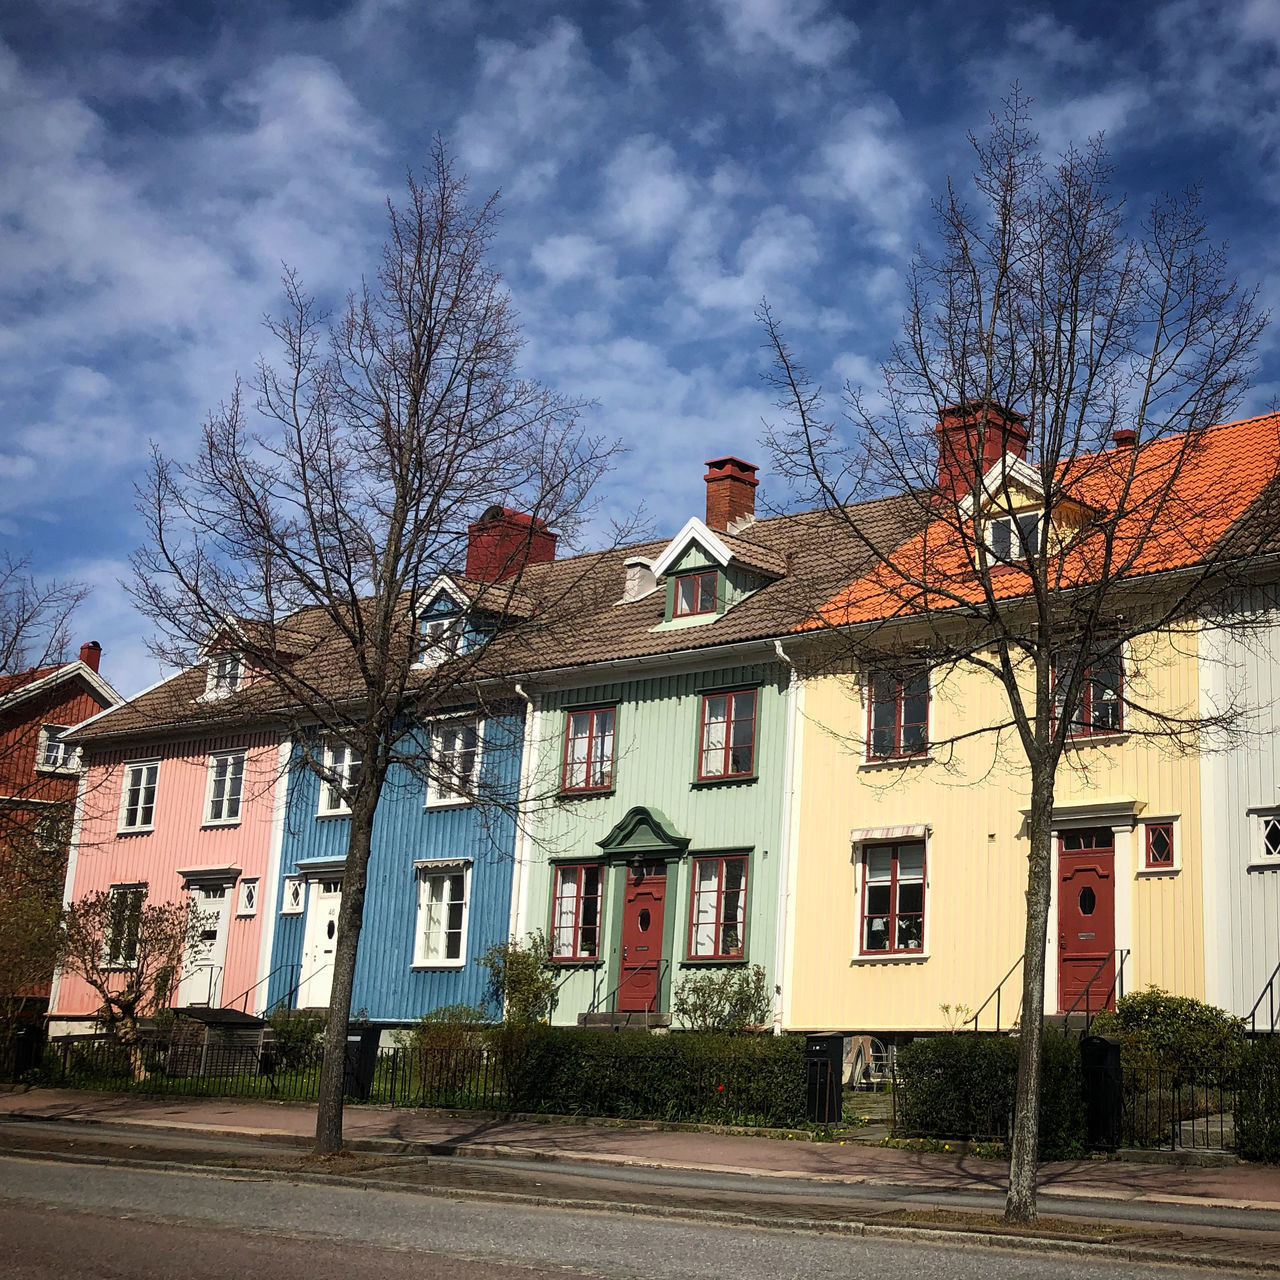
[530,233,616,286]
[705,0,857,68]
[603,135,694,244]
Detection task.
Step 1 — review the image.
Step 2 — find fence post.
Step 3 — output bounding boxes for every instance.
[1171,1073,1181,1151]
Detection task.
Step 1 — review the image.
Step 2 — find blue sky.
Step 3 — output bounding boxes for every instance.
[3,0,1280,696]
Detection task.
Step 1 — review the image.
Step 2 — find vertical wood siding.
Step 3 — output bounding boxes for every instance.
[524,662,789,1025]
[51,729,280,1018]
[788,630,1204,1034]
[266,712,523,1021]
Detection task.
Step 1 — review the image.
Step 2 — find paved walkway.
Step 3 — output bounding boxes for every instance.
[4,1087,1280,1214]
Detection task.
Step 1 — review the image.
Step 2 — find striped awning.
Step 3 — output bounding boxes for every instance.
[850,824,930,844]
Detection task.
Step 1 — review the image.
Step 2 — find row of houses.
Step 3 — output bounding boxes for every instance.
[33,406,1280,1044]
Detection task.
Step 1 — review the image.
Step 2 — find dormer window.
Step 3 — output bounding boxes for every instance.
[673,571,717,617]
[205,652,243,699]
[987,513,1041,561]
[36,725,78,773]
[416,616,463,665]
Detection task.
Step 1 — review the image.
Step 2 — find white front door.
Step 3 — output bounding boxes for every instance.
[297,879,342,1009]
[177,884,232,1006]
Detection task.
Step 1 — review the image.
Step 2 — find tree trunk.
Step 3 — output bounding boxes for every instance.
[313,790,376,1155]
[1005,769,1055,1223]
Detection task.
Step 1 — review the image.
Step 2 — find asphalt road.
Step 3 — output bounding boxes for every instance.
[0,1154,1261,1280]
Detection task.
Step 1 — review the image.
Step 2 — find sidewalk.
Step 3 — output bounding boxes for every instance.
[4,1086,1280,1213]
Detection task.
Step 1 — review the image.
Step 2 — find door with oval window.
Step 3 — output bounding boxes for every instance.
[1057,829,1116,1014]
[618,862,666,1012]
[298,879,342,1010]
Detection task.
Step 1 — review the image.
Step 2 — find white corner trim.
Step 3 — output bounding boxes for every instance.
[649,516,734,579]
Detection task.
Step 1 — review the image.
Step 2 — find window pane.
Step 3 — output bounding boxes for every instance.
[1017,513,1040,555]
[990,518,1012,559]
[897,844,925,879]
[865,848,893,882]
[553,867,578,954]
[697,573,716,612]
[677,577,696,614]
[692,859,719,956]
[897,882,924,915]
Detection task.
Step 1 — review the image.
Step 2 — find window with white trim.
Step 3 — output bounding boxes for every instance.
[1053,646,1124,735]
[281,876,303,914]
[426,720,481,805]
[987,512,1041,561]
[103,884,145,967]
[36,725,78,773]
[318,742,361,815]
[205,652,244,699]
[688,855,747,960]
[551,863,603,960]
[119,761,160,831]
[414,865,469,965]
[206,750,246,824]
[859,840,926,954]
[867,670,929,760]
[1144,821,1175,870]
[236,878,259,916]
[698,690,756,780]
[415,616,463,665]
[1261,814,1280,863]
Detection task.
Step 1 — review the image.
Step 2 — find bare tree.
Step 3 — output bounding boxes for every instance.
[129,141,620,1153]
[61,887,204,1080]
[0,554,88,676]
[762,89,1272,1221]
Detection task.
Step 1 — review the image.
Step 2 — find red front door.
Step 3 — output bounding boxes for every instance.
[1057,828,1116,1013]
[619,862,667,1012]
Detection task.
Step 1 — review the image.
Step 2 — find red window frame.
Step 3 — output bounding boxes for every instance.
[697,689,757,780]
[1053,647,1124,736]
[866,669,929,760]
[1145,822,1174,869]
[859,841,926,955]
[673,570,718,617]
[550,863,603,960]
[687,854,748,960]
[560,706,616,793]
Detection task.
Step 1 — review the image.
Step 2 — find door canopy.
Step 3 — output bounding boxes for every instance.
[597,806,690,859]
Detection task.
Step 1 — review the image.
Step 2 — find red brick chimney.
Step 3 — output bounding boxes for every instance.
[704,457,759,531]
[935,402,1029,501]
[465,507,557,583]
[78,641,102,672]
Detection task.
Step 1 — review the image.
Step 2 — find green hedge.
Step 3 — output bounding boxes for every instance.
[893,1029,1085,1158]
[505,1028,808,1127]
[1234,1036,1280,1161]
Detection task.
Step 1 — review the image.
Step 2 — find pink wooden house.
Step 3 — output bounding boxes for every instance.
[48,658,284,1035]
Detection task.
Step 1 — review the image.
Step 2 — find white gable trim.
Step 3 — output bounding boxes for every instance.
[650,517,734,579]
[957,454,1044,519]
[417,574,469,615]
[0,661,123,719]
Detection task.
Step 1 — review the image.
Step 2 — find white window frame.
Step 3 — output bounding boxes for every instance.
[1136,815,1180,875]
[851,837,930,963]
[317,742,360,816]
[102,884,145,969]
[414,616,463,667]
[281,875,304,914]
[36,724,79,774]
[412,861,471,968]
[236,878,259,916]
[118,759,161,833]
[204,749,247,825]
[203,652,244,700]
[425,718,482,807]
[986,511,1041,561]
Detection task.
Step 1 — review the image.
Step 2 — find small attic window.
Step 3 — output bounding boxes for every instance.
[416,616,463,666]
[673,571,717,618]
[205,652,243,699]
[987,513,1040,562]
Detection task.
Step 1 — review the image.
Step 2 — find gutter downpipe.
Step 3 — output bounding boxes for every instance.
[510,683,539,948]
[772,639,800,1037]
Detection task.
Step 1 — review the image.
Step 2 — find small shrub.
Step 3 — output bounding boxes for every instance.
[267,1008,325,1070]
[893,1027,1084,1159]
[402,1003,489,1056]
[1236,1036,1280,1162]
[476,933,557,1025]
[1090,987,1246,1075]
[672,964,772,1032]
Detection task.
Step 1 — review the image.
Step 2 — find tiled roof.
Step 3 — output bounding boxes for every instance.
[0,665,61,700]
[73,493,922,743]
[811,412,1280,629]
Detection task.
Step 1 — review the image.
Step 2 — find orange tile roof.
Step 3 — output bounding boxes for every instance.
[809,411,1280,629]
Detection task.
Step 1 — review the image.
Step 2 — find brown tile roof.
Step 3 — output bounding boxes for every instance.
[73,493,923,744]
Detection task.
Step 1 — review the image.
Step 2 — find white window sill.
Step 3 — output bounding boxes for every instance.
[1064,731,1128,749]
[98,963,138,972]
[280,908,303,916]
[411,960,467,970]
[424,797,472,811]
[850,951,929,964]
[202,818,242,829]
[858,754,933,772]
[235,911,257,919]
[1136,865,1180,877]
[1248,860,1280,872]
[316,809,352,820]
[35,765,79,776]
[117,825,154,836]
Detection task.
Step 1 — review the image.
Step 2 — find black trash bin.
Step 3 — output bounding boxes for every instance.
[805,1033,845,1124]
[1081,1034,1123,1151]
[343,1025,381,1101]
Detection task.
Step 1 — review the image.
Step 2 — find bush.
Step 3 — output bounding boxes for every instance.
[505,1028,807,1127]
[267,1008,325,1070]
[476,933,557,1025]
[672,964,772,1032]
[1090,987,1246,1075]
[893,1028,1085,1158]
[1234,1036,1280,1161]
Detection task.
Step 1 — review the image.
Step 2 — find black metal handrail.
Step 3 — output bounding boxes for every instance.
[588,957,671,1018]
[965,954,1024,1031]
[1247,957,1280,1035]
[1063,947,1130,1034]
[226,962,299,1015]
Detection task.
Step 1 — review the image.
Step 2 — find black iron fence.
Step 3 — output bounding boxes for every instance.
[1111,1066,1238,1152]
